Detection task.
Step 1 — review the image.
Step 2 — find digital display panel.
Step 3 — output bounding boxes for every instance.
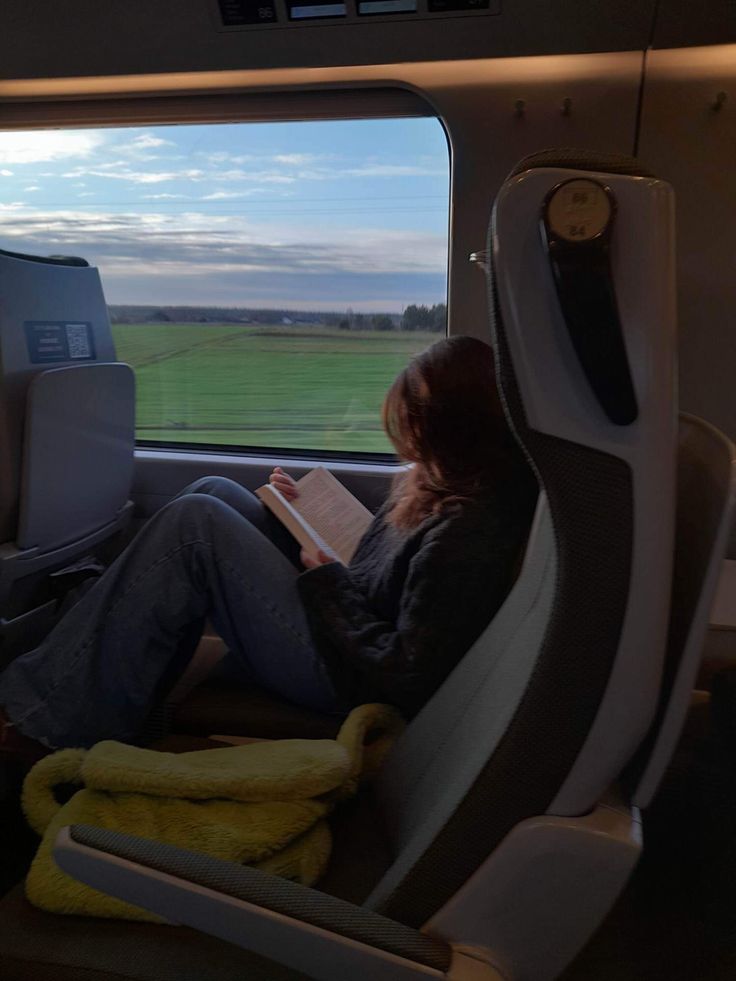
[358,0,416,13]
[218,0,277,23]
[288,0,346,17]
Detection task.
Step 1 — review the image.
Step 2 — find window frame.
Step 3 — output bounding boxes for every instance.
[1,87,451,463]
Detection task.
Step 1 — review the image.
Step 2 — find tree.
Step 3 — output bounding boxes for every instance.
[401,304,433,330]
[338,318,350,330]
[401,304,420,330]
[373,315,395,331]
[430,303,447,332]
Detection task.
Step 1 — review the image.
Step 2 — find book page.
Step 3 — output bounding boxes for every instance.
[293,467,373,564]
[255,484,331,560]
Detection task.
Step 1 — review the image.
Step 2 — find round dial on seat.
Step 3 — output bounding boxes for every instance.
[545,178,613,244]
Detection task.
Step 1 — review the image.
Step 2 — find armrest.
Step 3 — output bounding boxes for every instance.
[54,825,451,981]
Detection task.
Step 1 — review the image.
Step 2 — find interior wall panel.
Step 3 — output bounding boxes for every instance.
[652,0,736,50]
[0,0,654,79]
[637,46,736,444]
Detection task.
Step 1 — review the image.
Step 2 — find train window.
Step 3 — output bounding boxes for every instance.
[0,117,449,458]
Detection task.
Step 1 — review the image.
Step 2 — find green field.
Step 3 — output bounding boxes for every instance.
[111,323,438,453]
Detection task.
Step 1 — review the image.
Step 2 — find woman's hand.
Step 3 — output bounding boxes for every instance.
[300,548,337,570]
[269,466,298,501]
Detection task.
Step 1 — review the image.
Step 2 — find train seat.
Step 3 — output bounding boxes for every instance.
[2,150,728,981]
[0,247,135,663]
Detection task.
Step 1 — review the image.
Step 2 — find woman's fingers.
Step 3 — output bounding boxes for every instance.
[300,547,337,569]
[300,548,319,569]
[269,467,298,499]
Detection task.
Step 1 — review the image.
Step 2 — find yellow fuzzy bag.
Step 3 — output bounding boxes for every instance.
[21,704,403,922]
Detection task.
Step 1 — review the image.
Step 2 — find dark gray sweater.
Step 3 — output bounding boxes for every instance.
[297,471,538,718]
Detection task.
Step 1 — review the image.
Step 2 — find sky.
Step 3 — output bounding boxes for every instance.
[0,119,449,313]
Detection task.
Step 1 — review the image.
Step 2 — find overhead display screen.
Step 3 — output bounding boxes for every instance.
[219,0,277,23]
[216,0,498,27]
[288,0,346,17]
[358,0,417,13]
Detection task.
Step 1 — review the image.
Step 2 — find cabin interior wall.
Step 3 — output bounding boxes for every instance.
[638,45,736,451]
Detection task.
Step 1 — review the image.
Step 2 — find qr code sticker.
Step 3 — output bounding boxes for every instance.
[66,323,92,359]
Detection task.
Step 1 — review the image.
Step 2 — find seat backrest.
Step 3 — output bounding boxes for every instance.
[17,362,135,551]
[630,413,736,807]
[368,150,678,929]
[0,247,132,551]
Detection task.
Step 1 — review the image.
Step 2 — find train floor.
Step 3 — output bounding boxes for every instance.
[1,728,735,980]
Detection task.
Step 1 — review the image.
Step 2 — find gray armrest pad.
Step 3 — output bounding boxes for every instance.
[68,825,451,973]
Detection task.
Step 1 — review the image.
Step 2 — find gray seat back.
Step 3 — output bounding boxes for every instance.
[0,247,129,551]
[18,362,135,551]
[630,413,736,807]
[369,150,678,929]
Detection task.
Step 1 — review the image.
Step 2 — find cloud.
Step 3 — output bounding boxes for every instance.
[113,134,178,162]
[0,169,13,176]
[200,189,267,200]
[343,164,446,178]
[216,170,296,185]
[0,131,105,164]
[141,193,187,200]
[23,185,41,192]
[0,205,446,309]
[198,151,255,165]
[272,153,317,166]
[61,166,206,184]
[129,135,175,150]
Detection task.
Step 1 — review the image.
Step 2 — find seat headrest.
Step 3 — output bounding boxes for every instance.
[505,147,655,180]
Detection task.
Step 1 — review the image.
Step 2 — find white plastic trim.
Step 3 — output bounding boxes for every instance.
[424,798,642,981]
[447,949,506,981]
[493,166,677,815]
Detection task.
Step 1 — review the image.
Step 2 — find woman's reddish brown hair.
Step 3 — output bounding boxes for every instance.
[382,335,521,529]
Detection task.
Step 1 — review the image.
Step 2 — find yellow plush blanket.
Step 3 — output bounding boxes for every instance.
[21,703,403,922]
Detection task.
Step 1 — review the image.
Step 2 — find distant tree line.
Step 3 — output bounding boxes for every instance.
[108,305,332,325]
[399,304,447,331]
[108,303,447,331]
[337,304,446,332]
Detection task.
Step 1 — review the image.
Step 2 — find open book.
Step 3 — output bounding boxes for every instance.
[256,467,374,566]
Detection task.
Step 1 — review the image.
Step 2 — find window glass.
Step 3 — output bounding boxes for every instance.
[0,117,449,454]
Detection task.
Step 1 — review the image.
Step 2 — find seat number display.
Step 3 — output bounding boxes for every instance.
[545,179,613,244]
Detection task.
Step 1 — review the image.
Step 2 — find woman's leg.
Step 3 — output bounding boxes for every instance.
[0,494,340,749]
[176,476,301,564]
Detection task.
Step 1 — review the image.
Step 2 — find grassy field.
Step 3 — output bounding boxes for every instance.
[111,323,438,453]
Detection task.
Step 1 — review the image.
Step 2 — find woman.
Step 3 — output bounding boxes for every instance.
[0,336,537,755]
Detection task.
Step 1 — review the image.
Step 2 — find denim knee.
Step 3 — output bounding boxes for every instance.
[159,492,230,538]
[184,475,240,498]
[173,476,266,532]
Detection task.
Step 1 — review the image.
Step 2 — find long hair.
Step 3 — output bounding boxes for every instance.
[382,335,520,529]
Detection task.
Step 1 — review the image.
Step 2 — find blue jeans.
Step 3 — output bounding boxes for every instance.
[0,478,342,749]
